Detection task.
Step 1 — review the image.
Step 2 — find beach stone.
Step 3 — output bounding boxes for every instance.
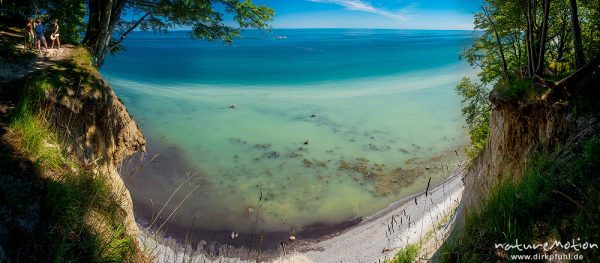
[289,236,296,241]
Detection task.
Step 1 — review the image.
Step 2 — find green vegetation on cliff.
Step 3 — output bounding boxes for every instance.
[441,139,600,261]
[0,47,143,262]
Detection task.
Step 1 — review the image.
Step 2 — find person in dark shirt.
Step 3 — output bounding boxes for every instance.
[34,19,48,52]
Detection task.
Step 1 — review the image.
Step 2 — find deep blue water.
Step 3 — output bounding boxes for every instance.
[102,29,475,85]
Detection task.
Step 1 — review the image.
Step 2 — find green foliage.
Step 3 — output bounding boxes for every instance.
[462,0,527,84]
[10,76,64,169]
[387,243,420,263]
[1,0,86,44]
[455,77,491,159]
[43,0,86,44]
[45,170,136,262]
[493,77,537,99]
[117,0,274,44]
[463,0,599,85]
[580,0,600,60]
[440,139,600,262]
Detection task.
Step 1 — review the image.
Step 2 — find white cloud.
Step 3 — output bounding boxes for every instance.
[307,0,410,21]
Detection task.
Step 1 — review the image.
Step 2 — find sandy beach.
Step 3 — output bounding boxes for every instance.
[143,165,465,262]
[277,166,464,262]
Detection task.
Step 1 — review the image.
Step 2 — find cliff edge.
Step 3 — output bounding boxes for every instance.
[0,42,146,262]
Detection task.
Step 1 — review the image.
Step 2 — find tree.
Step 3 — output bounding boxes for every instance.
[482,6,509,79]
[570,0,587,69]
[0,0,85,44]
[44,0,86,44]
[82,0,274,67]
[535,0,551,75]
[455,77,491,158]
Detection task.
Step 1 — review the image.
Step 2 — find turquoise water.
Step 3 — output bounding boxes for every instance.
[101,29,476,234]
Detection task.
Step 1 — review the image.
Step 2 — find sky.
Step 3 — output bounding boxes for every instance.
[255,0,482,30]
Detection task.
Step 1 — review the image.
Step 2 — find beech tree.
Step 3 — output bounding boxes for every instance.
[462,0,600,83]
[82,0,274,67]
[569,0,586,69]
[456,0,600,158]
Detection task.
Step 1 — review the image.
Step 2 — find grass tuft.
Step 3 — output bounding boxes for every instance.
[387,243,420,263]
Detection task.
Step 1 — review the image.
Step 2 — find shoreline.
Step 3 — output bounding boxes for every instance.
[136,156,466,262]
[282,164,465,262]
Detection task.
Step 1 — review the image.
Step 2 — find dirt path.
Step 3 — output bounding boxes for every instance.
[0,44,74,85]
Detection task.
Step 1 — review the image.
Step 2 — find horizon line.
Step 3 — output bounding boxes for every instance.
[141,27,478,32]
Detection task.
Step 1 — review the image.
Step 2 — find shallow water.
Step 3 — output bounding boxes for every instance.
[102,29,476,235]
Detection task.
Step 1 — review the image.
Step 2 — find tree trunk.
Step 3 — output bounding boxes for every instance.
[82,0,127,67]
[557,15,569,61]
[570,0,586,69]
[535,0,551,75]
[525,9,532,77]
[525,0,538,77]
[482,6,509,79]
[516,32,522,69]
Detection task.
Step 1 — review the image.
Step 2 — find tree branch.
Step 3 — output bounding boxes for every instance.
[553,56,600,90]
[108,11,152,51]
[482,6,509,79]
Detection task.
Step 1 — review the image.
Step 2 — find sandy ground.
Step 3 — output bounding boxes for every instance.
[0,44,73,84]
[143,166,465,263]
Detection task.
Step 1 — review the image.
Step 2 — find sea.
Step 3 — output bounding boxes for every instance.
[101,28,477,243]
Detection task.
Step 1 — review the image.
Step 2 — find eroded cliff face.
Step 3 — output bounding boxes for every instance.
[43,74,146,251]
[462,91,599,208]
[45,77,145,167]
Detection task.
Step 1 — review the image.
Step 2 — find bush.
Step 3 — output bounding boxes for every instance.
[455,77,491,159]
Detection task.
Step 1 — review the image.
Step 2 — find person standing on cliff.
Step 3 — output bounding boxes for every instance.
[34,19,48,52]
[25,20,34,49]
[51,19,60,50]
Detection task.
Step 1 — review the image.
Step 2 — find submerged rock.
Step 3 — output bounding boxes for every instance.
[303,159,313,167]
[288,152,303,158]
[265,151,280,158]
[254,143,271,149]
